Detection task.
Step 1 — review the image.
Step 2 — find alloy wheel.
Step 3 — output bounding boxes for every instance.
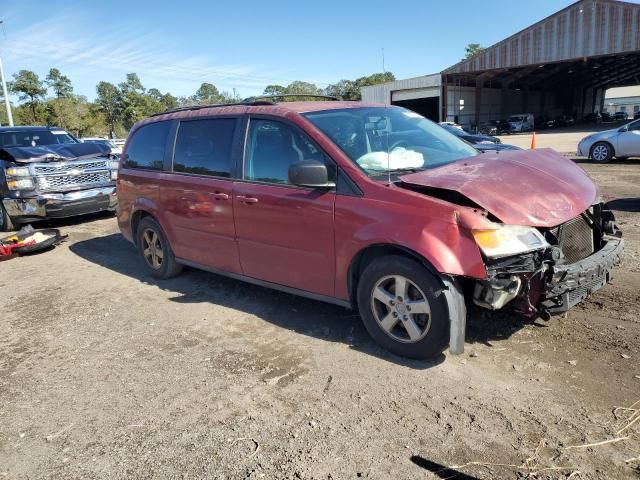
[591,144,610,162]
[141,228,164,269]
[370,275,432,343]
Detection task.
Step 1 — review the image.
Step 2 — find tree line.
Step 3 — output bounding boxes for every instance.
[1,68,395,138]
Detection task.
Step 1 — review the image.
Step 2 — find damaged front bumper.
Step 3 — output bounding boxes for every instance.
[541,235,623,312]
[2,186,117,224]
[473,233,624,316]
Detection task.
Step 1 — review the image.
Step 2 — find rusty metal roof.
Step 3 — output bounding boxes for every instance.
[444,0,640,74]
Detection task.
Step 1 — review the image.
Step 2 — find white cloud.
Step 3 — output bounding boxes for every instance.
[0,13,300,98]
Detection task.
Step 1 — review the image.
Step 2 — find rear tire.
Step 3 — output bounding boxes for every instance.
[590,142,614,163]
[136,217,183,279]
[0,203,16,232]
[357,255,450,359]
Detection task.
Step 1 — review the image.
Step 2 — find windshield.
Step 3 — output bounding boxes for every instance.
[508,116,524,122]
[303,107,478,175]
[0,130,77,148]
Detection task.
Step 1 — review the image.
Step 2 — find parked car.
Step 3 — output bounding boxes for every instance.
[480,120,511,135]
[474,143,523,152]
[440,124,501,145]
[583,112,602,123]
[601,112,613,122]
[439,121,464,130]
[0,126,119,231]
[554,115,575,128]
[81,137,123,155]
[635,111,640,120]
[613,111,629,121]
[118,101,623,359]
[507,113,534,132]
[577,118,640,162]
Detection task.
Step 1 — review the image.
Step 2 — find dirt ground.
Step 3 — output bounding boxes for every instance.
[1,161,639,480]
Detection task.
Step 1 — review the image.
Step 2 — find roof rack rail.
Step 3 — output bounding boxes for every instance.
[150,100,275,117]
[242,94,340,102]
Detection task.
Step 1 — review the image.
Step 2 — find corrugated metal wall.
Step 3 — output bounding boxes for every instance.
[361,74,441,104]
[444,0,640,74]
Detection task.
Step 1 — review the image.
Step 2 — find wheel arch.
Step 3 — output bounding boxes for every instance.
[347,244,441,309]
[590,140,616,159]
[131,209,155,244]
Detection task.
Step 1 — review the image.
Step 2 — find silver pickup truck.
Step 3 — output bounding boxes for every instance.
[0,126,119,231]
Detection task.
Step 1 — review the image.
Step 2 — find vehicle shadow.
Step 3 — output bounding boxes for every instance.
[606,197,640,212]
[70,233,530,367]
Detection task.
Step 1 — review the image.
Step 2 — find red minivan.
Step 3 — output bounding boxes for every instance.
[117,99,623,359]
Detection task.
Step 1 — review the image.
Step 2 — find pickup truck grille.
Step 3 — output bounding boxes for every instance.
[550,215,595,263]
[32,159,112,193]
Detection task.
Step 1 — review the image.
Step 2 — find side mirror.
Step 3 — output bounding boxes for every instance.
[288,160,335,188]
[618,126,628,132]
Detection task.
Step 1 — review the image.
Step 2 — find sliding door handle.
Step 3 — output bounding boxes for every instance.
[236,195,259,204]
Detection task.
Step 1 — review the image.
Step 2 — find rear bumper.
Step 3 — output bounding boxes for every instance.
[542,235,624,313]
[2,186,117,223]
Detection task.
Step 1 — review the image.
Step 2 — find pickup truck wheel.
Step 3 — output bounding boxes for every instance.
[0,203,16,232]
[590,142,614,163]
[357,255,449,359]
[136,217,183,279]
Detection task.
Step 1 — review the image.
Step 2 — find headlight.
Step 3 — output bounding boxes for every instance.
[472,225,549,258]
[6,177,35,190]
[5,166,35,190]
[6,166,30,177]
[108,160,120,170]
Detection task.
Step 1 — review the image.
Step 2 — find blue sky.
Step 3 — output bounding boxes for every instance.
[1,0,578,100]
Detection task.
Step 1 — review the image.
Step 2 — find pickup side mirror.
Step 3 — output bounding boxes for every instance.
[288,160,335,188]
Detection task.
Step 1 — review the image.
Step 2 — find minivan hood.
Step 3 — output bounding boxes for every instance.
[0,143,111,164]
[399,148,597,228]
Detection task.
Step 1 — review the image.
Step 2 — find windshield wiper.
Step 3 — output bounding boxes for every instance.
[369,167,424,177]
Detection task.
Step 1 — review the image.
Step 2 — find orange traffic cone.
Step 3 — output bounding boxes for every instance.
[530,131,537,149]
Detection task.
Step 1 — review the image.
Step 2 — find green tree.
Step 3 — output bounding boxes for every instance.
[46,68,73,98]
[263,84,287,97]
[96,81,122,138]
[119,73,148,130]
[284,81,322,96]
[9,70,47,122]
[464,43,485,59]
[194,82,221,104]
[325,72,395,100]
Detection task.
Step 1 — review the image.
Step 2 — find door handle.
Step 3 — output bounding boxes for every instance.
[236,195,259,204]
[212,192,229,200]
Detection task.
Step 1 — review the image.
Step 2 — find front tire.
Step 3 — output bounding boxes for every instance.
[590,142,614,163]
[0,203,16,232]
[357,255,450,359]
[136,217,183,279]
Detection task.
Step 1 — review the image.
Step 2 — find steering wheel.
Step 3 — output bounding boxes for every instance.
[389,139,409,151]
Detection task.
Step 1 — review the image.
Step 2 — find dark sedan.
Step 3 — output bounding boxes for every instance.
[440,124,501,145]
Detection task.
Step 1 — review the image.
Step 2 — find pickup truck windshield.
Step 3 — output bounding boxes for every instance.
[304,107,478,175]
[0,130,77,148]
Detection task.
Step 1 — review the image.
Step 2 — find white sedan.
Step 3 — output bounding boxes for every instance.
[577,119,640,162]
[81,137,123,155]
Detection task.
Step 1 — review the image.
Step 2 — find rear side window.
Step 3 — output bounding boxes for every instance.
[124,121,170,170]
[173,119,236,177]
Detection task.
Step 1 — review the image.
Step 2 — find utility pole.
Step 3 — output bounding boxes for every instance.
[0,21,13,126]
[0,56,13,126]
